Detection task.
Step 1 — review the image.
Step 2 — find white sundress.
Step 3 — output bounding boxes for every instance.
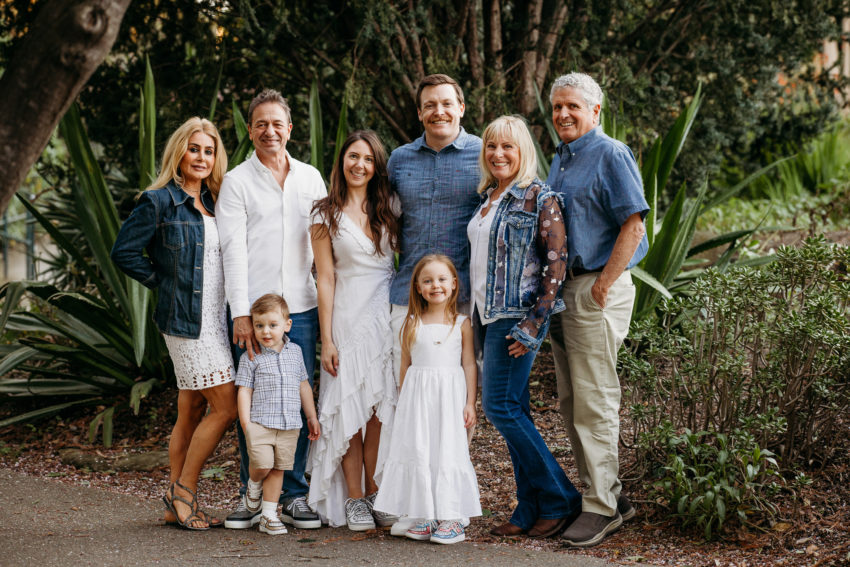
[162,215,234,390]
[307,212,398,527]
[373,316,482,521]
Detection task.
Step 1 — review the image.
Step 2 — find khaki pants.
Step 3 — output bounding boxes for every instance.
[549,270,634,516]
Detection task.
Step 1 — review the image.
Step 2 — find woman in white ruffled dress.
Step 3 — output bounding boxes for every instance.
[307,130,400,529]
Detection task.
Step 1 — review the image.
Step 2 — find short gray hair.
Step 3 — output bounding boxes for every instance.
[549,73,603,108]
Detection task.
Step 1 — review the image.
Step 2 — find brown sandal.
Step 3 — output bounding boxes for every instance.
[165,509,223,528]
[162,481,209,531]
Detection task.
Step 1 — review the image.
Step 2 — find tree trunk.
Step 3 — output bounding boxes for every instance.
[485,0,505,91]
[0,0,131,216]
[518,0,544,115]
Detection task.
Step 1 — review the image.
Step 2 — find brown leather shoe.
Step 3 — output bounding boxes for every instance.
[527,516,570,538]
[489,521,526,537]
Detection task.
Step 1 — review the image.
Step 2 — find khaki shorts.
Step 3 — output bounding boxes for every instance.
[243,421,299,470]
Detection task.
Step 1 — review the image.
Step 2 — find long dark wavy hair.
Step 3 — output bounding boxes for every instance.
[311,130,399,255]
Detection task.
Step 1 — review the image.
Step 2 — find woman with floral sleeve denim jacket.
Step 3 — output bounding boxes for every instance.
[467,116,581,539]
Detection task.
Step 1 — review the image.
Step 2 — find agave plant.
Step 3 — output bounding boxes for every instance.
[0,60,166,445]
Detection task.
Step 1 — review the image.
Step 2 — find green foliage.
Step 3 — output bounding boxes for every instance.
[622,237,850,474]
[750,122,850,201]
[3,0,843,191]
[0,72,170,445]
[652,429,781,540]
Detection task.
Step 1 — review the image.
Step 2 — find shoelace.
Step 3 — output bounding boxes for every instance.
[233,499,248,512]
[348,499,372,520]
[290,497,311,512]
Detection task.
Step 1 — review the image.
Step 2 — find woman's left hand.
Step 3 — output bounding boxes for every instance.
[506,336,529,358]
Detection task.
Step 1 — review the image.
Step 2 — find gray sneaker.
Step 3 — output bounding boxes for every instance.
[344,497,376,531]
[365,492,398,527]
[281,496,321,529]
[561,511,623,548]
[617,494,636,522]
[224,499,262,529]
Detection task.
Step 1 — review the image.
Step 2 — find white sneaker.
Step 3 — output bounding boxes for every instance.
[344,497,376,531]
[405,519,438,541]
[431,520,465,544]
[258,515,287,535]
[365,492,398,527]
[390,516,419,537]
[244,483,262,513]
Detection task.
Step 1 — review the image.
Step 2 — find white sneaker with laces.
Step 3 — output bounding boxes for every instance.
[258,515,288,535]
[431,520,465,544]
[405,519,438,541]
[344,497,376,531]
[365,492,398,527]
[244,483,262,513]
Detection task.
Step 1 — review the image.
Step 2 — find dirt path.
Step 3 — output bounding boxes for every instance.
[0,468,625,567]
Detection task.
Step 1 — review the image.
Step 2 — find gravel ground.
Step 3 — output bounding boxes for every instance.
[1,345,849,566]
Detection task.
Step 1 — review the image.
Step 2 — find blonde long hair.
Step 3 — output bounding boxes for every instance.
[147,117,228,199]
[401,254,460,355]
[476,115,538,194]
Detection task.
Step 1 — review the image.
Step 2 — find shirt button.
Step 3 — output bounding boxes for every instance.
[561,167,564,171]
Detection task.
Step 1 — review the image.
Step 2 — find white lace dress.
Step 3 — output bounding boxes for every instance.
[307,212,397,527]
[163,215,234,390]
[372,317,482,520]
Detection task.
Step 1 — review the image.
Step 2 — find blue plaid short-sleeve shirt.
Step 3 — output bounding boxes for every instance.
[235,340,307,431]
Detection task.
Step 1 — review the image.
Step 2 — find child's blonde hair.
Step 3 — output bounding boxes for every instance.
[401,254,460,354]
[250,293,290,319]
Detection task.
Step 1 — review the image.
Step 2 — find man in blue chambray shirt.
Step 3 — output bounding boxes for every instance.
[545,73,649,548]
[387,74,482,383]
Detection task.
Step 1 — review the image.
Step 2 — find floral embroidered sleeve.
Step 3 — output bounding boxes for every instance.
[510,187,568,348]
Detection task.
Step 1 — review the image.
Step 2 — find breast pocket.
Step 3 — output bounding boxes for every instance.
[160,222,187,251]
[502,211,536,287]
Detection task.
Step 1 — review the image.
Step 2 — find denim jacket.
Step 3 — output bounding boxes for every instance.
[477,179,568,350]
[110,182,215,338]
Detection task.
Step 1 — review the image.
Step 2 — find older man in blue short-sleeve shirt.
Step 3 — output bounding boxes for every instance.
[545,72,649,548]
[387,74,482,382]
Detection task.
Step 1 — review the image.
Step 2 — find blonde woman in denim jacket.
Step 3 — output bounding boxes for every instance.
[467,115,580,539]
[111,118,237,530]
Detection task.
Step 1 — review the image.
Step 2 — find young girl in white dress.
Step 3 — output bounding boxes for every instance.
[373,254,481,544]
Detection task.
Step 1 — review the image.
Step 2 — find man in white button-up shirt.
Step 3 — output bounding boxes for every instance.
[216,89,326,530]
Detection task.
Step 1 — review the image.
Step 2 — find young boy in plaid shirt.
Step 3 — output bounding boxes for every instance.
[236,293,320,535]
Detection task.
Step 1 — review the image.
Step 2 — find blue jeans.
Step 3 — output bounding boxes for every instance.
[478,315,581,530]
[232,308,318,501]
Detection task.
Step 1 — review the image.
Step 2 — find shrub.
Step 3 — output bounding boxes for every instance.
[622,237,850,535]
[651,428,781,540]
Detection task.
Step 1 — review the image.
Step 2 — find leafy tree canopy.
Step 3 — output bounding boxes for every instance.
[3,0,847,201]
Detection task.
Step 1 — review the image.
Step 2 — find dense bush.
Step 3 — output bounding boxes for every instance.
[621,237,850,535]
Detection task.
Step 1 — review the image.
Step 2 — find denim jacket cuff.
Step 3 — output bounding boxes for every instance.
[509,323,543,351]
[141,272,158,289]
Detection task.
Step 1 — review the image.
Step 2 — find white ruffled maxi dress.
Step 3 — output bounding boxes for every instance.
[373,317,482,521]
[307,212,397,527]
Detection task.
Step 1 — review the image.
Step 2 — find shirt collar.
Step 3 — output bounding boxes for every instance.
[557,125,602,158]
[164,181,212,210]
[485,179,539,200]
[249,149,295,175]
[413,126,472,153]
[258,335,290,355]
